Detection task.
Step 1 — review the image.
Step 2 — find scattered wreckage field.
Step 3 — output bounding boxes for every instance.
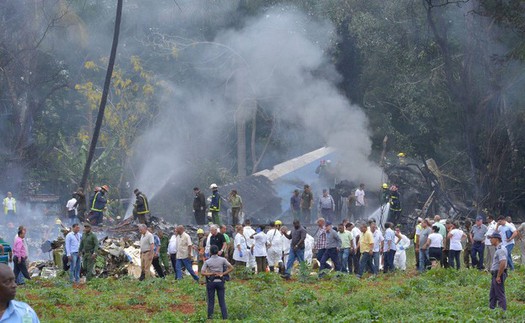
[15,265,525,322]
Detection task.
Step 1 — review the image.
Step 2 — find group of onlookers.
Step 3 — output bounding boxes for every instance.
[414,214,523,273]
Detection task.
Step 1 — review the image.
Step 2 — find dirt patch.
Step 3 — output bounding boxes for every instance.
[170,303,195,315]
[24,293,39,301]
[56,304,73,310]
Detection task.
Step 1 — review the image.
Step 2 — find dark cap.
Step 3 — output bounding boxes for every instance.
[83,223,91,228]
[475,215,483,221]
[489,233,502,240]
[326,221,332,226]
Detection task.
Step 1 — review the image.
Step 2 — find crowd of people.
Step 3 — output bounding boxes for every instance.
[0,183,522,318]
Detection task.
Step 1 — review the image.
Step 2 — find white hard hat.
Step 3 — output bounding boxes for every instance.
[210,183,218,189]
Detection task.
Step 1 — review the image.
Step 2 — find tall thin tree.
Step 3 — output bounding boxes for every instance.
[79,0,123,190]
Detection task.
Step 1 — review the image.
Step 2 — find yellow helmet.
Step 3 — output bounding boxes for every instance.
[197,228,204,234]
[382,183,388,189]
[55,218,62,225]
[274,220,282,226]
[397,152,406,157]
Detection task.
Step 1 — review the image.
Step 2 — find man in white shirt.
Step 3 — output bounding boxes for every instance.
[370,221,383,274]
[484,215,497,270]
[496,216,518,271]
[65,224,82,284]
[242,220,256,270]
[383,222,397,273]
[175,225,199,281]
[318,189,335,223]
[349,222,361,274]
[138,224,154,281]
[66,194,78,225]
[167,228,178,275]
[354,184,366,219]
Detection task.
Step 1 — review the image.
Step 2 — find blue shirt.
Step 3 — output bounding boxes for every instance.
[0,241,11,264]
[153,234,160,254]
[290,195,301,211]
[65,232,82,256]
[384,228,397,251]
[0,300,40,322]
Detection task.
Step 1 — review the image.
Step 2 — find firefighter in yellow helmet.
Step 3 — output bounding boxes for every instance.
[381,183,390,205]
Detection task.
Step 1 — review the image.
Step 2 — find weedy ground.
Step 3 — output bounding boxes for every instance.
[17,249,525,322]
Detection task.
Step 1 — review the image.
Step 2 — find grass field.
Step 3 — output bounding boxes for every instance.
[16,250,525,322]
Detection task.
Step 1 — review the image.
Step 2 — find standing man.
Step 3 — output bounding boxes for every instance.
[138,224,154,281]
[13,227,30,285]
[318,189,335,223]
[134,189,150,225]
[414,218,422,270]
[370,221,383,275]
[488,232,508,311]
[157,230,170,274]
[496,216,517,271]
[471,216,488,270]
[79,223,98,281]
[383,222,397,273]
[65,224,82,284]
[350,222,361,275]
[205,225,228,259]
[175,225,199,281]
[201,245,234,320]
[149,228,165,278]
[290,190,301,220]
[357,223,375,279]
[66,194,78,226]
[89,185,108,226]
[0,263,40,322]
[209,184,221,225]
[314,218,329,271]
[282,220,307,279]
[227,190,243,226]
[3,192,16,217]
[463,219,473,269]
[167,228,178,275]
[300,185,314,225]
[388,185,402,222]
[354,184,366,219]
[319,221,341,276]
[417,219,431,272]
[485,215,497,270]
[242,220,256,271]
[337,224,353,273]
[193,187,206,225]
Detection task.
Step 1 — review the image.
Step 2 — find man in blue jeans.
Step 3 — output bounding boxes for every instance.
[417,219,431,272]
[65,224,82,284]
[201,245,234,320]
[470,216,487,270]
[357,223,375,278]
[175,225,199,281]
[319,222,341,276]
[282,220,307,279]
[497,216,517,271]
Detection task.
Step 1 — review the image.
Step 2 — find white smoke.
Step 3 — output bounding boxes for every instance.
[129,5,382,216]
